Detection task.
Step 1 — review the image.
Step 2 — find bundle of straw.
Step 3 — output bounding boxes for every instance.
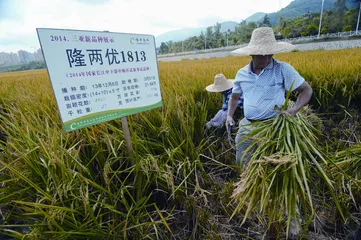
[230,105,342,238]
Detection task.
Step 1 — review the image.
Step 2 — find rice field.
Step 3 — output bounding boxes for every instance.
[0,48,361,239]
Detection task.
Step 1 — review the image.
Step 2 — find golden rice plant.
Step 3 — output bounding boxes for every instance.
[0,48,361,238]
[332,144,361,208]
[334,144,361,180]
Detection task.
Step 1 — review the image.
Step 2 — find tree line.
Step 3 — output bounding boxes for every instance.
[0,61,46,73]
[158,0,361,54]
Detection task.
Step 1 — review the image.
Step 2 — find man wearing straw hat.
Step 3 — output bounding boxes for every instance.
[226,26,313,240]
[226,27,313,166]
[204,73,243,131]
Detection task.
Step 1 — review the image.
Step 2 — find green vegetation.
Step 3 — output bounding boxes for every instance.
[159,0,361,54]
[0,61,46,73]
[274,3,360,38]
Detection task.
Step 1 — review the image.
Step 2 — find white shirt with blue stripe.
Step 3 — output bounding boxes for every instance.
[232,58,305,120]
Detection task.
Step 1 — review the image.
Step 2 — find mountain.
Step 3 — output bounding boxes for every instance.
[155,27,206,46]
[268,0,359,25]
[347,0,360,9]
[155,0,360,46]
[245,12,266,23]
[267,0,334,25]
[220,21,239,32]
[155,21,238,47]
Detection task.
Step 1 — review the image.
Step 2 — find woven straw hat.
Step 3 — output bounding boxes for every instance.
[205,73,234,92]
[232,27,295,56]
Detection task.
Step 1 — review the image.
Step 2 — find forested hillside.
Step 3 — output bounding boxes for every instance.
[158,0,361,54]
[269,0,358,25]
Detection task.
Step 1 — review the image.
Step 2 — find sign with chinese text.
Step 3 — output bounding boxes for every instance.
[37,28,162,132]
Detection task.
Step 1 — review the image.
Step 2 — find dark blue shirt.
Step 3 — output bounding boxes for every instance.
[222,89,243,111]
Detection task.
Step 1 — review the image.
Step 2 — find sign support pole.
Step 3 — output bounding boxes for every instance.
[121,116,135,165]
[103,30,134,165]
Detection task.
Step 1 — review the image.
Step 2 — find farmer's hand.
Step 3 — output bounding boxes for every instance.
[281,108,298,117]
[226,116,235,132]
[204,121,212,130]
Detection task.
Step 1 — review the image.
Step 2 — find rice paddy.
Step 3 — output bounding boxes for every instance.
[0,48,361,239]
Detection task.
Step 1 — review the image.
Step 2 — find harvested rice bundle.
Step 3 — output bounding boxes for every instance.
[230,106,342,238]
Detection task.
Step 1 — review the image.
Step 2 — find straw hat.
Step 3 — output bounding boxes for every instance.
[205,73,234,92]
[232,27,295,56]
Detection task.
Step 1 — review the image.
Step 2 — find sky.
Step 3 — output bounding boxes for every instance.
[0,0,293,53]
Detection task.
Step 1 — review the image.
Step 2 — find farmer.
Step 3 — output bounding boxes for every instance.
[226,26,313,240]
[204,73,243,130]
[226,27,313,167]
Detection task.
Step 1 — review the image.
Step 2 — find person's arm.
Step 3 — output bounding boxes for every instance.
[226,93,240,130]
[226,70,243,130]
[282,81,313,116]
[205,109,227,129]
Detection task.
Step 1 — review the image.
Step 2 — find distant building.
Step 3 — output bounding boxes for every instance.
[18,50,32,63]
[0,52,16,66]
[10,53,20,64]
[34,49,44,61]
[0,48,44,66]
[0,52,8,65]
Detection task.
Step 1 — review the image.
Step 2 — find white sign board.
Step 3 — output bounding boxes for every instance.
[37,28,162,132]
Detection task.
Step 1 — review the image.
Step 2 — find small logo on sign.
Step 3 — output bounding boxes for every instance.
[130,37,150,45]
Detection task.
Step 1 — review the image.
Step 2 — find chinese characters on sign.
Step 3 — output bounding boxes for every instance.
[59,78,151,118]
[65,66,151,79]
[66,48,146,68]
[37,28,162,132]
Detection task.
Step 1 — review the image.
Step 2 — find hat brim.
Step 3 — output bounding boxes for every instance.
[205,80,234,92]
[232,42,295,56]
